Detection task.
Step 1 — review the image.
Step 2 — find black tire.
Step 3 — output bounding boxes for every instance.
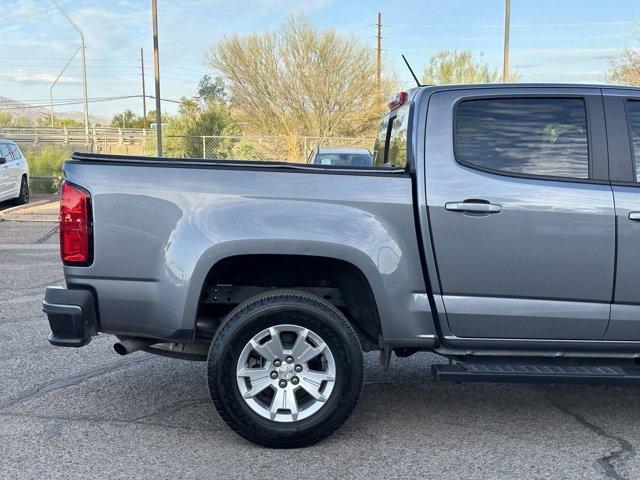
[13,175,29,206]
[207,289,363,448]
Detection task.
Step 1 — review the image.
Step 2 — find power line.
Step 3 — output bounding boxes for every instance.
[0,94,182,111]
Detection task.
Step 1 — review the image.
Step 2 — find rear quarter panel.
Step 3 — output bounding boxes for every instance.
[62,161,435,344]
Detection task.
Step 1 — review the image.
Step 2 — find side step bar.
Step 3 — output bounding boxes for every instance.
[432,360,640,385]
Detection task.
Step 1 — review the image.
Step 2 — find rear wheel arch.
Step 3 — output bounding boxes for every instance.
[193,254,385,350]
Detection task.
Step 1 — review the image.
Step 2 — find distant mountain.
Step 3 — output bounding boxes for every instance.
[0,96,110,126]
[0,96,48,122]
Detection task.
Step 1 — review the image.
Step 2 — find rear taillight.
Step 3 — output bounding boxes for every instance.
[60,181,92,266]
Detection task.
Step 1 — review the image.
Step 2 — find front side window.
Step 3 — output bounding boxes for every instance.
[455,98,589,179]
[626,100,640,181]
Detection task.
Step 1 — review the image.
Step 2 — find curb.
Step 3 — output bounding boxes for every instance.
[1,214,58,223]
[0,200,58,223]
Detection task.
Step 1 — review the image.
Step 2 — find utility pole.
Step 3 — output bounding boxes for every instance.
[140,47,147,128]
[50,47,80,127]
[376,12,382,98]
[51,0,89,148]
[502,0,511,83]
[151,0,162,157]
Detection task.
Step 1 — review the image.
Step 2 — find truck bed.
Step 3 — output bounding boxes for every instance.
[61,152,435,347]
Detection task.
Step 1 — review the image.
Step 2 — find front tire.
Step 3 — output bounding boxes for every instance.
[13,175,29,205]
[207,289,364,448]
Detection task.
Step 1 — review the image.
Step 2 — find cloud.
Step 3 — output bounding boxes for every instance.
[1,73,81,86]
[513,48,621,63]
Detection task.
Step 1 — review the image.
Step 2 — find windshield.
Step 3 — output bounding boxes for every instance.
[314,153,373,167]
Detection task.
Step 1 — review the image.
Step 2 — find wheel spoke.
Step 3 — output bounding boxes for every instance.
[269,388,298,420]
[299,373,329,402]
[298,341,326,364]
[241,375,272,399]
[268,327,285,356]
[237,366,270,382]
[291,329,327,364]
[290,328,309,358]
[302,369,335,384]
[250,337,281,362]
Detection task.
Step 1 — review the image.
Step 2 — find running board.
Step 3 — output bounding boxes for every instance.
[432,360,640,385]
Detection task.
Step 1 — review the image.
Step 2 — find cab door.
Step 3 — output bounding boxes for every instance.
[425,87,614,340]
[603,89,640,340]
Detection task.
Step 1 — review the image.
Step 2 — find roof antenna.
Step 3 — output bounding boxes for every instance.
[402,54,422,87]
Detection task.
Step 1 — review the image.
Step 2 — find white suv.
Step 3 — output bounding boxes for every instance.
[0,140,29,205]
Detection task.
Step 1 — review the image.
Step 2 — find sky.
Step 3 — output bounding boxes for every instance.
[1,0,640,120]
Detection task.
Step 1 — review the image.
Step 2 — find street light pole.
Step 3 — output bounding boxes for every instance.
[151,0,162,157]
[50,47,80,127]
[502,0,511,83]
[51,0,90,148]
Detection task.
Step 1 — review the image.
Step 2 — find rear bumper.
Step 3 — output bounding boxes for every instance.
[42,286,98,347]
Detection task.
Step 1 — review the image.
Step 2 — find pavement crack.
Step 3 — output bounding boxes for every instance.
[0,356,151,411]
[548,396,635,480]
[35,225,59,244]
[128,396,210,422]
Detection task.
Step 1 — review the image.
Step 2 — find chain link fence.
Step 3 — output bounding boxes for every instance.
[0,126,374,193]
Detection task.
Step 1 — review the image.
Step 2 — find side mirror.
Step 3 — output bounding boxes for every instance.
[0,157,6,165]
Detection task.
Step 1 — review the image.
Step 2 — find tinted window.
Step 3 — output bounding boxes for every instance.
[455,98,589,179]
[314,153,373,167]
[387,104,409,168]
[627,100,640,181]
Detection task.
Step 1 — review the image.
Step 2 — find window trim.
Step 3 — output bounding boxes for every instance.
[624,99,640,183]
[452,95,602,185]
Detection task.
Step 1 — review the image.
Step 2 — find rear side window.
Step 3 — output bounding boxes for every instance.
[387,104,409,168]
[455,98,589,179]
[626,100,640,181]
[373,103,409,168]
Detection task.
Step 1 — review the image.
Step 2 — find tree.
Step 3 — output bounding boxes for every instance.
[605,48,640,86]
[36,117,83,128]
[0,112,30,127]
[161,96,240,158]
[197,75,229,104]
[110,109,146,128]
[205,15,388,159]
[422,50,517,85]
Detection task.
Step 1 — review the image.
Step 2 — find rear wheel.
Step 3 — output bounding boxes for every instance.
[207,289,363,448]
[13,175,29,205]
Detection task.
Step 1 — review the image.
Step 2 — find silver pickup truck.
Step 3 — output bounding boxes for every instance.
[44,84,640,448]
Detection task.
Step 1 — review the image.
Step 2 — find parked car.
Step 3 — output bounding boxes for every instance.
[0,140,29,205]
[307,146,373,166]
[44,84,640,448]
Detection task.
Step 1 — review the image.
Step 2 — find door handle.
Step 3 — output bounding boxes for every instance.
[445,201,502,214]
[629,212,640,221]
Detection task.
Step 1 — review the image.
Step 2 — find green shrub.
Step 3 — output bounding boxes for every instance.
[24,146,69,177]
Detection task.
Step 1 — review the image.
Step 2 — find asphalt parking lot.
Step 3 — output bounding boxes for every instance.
[2,221,640,479]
